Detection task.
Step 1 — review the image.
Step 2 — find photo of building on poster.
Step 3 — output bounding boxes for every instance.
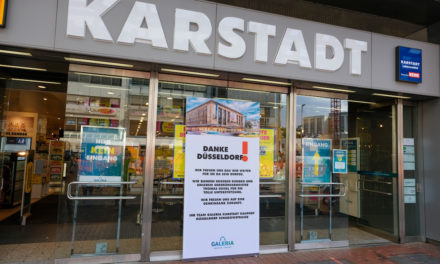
[185,97,260,137]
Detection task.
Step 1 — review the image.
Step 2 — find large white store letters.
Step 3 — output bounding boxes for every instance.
[274,28,312,68]
[66,0,369,75]
[218,17,246,59]
[117,2,168,49]
[315,33,344,72]
[173,9,212,55]
[248,22,276,63]
[67,0,118,42]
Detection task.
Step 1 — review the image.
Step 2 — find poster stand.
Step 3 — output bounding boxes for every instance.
[298,182,346,242]
[66,181,136,256]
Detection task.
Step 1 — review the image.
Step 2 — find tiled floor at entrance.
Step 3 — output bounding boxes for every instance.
[0,239,142,263]
[155,243,440,264]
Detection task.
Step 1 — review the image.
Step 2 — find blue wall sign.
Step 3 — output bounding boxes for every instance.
[302,138,332,183]
[396,46,422,83]
[79,126,126,182]
[332,149,347,174]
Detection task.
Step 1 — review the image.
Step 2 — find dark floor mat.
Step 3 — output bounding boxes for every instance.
[389,254,440,264]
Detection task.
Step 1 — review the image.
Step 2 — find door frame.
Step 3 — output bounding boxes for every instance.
[55,64,151,264]
[290,89,411,249]
[291,88,349,250]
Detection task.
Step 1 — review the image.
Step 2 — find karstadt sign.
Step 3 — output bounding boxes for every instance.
[67,0,368,76]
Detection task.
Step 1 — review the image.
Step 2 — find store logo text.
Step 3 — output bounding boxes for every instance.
[67,0,368,75]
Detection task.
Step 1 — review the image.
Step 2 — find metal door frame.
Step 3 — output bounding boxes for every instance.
[142,72,290,261]
[291,88,349,250]
[398,100,426,243]
[55,64,151,264]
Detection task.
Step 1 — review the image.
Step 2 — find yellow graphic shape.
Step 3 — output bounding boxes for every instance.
[0,0,5,27]
[312,151,321,176]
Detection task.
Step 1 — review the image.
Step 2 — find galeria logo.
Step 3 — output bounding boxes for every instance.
[211,236,235,249]
[0,0,7,28]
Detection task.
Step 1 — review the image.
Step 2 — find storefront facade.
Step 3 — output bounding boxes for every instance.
[0,0,439,263]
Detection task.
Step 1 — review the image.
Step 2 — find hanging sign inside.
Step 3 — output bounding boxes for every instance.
[79,126,126,182]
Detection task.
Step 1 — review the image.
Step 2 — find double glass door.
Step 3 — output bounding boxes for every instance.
[55,66,150,261]
[295,92,399,248]
[295,94,349,248]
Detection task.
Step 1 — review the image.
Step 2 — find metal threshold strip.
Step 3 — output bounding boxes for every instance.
[149,244,288,262]
[55,254,140,264]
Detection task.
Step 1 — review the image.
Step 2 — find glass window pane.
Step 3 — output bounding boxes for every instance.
[151,82,288,251]
[55,71,149,258]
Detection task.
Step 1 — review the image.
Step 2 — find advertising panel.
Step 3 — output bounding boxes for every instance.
[49,141,64,182]
[332,149,348,174]
[79,126,126,182]
[0,0,7,28]
[396,46,422,83]
[302,138,332,183]
[183,97,260,260]
[260,129,275,178]
[173,124,186,179]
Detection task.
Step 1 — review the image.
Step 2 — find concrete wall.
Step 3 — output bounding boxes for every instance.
[422,98,440,241]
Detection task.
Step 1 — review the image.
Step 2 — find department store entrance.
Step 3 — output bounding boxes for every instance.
[0,47,425,263]
[294,88,399,249]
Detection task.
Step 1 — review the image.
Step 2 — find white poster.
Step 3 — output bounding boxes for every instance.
[183,97,260,260]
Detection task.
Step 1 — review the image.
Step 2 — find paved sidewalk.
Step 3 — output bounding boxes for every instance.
[157,243,440,264]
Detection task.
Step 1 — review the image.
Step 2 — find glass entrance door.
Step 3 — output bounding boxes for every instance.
[295,94,349,249]
[54,66,150,262]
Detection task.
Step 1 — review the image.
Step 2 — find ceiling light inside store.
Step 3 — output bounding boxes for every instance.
[74,72,129,79]
[161,68,220,78]
[85,85,128,91]
[65,57,134,68]
[0,64,47,71]
[38,85,47,89]
[227,87,270,94]
[167,97,173,100]
[0,50,32,56]
[312,86,356,93]
[43,97,48,101]
[242,78,292,86]
[11,78,61,85]
[348,100,376,105]
[107,92,115,95]
[159,81,207,88]
[372,93,411,99]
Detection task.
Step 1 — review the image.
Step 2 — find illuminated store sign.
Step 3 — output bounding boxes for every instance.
[396,46,422,83]
[0,0,7,28]
[66,0,368,76]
